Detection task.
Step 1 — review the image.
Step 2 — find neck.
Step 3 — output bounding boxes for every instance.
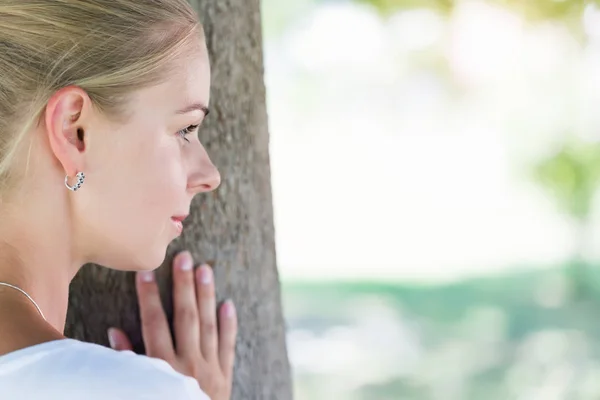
[0,291,65,356]
[0,238,77,333]
[0,282,46,319]
[0,189,83,334]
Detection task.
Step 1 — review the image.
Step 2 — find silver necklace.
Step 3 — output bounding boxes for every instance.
[0,282,46,321]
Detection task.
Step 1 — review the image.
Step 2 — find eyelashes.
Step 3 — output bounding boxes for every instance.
[177,124,200,143]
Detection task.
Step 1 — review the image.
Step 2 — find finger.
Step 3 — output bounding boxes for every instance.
[218,300,238,377]
[172,251,200,357]
[107,327,133,352]
[196,264,218,360]
[136,270,174,359]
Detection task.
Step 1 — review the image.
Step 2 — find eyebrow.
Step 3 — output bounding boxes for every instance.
[175,103,210,116]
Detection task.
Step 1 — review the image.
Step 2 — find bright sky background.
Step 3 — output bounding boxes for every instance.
[264,1,600,282]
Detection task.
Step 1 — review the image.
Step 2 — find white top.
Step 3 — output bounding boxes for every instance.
[0,338,210,400]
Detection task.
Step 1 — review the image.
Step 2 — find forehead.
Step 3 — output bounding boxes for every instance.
[171,49,211,102]
[131,49,211,116]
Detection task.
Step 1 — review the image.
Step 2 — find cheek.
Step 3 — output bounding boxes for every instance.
[125,141,186,223]
[83,135,187,269]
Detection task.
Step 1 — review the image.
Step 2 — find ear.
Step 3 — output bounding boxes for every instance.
[44,86,91,178]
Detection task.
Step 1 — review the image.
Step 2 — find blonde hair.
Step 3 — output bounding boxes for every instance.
[0,0,203,193]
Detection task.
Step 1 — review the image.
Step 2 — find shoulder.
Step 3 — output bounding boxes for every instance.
[0,338,209,400]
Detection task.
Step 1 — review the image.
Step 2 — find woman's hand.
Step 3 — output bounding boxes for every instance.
[107,251,238,400]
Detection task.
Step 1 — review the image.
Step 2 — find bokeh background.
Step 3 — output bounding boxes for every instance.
[261,0,600,398]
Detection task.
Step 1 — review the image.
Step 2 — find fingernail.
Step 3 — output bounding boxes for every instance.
[178,253,193,271]
[224,300,235,318]
[199,264,211,284]
[139,270,154,283]
[107,328,118,349]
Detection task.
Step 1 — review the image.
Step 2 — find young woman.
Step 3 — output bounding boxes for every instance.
[0,1,237,399]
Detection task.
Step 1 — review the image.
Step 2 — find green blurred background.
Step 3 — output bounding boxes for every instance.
[262,0,600,398]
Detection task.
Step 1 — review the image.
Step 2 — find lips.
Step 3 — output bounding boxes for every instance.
[171,215,188,235]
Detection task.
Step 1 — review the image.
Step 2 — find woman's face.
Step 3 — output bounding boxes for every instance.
[75,42,219,271]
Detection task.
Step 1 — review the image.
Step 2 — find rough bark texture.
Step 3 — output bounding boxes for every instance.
[65,1,293,399]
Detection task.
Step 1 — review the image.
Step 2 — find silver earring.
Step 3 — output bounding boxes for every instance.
[65,172,85,191]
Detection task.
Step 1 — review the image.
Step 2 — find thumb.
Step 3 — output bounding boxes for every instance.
[107,327,133,351]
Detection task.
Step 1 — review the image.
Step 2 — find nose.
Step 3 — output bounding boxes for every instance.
[187,155,221,194]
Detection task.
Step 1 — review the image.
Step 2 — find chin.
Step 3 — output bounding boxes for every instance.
[134,246,169,271]
[91,222,174,271]
[98,243,168,272]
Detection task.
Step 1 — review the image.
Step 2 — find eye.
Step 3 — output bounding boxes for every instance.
[177,124,200,143]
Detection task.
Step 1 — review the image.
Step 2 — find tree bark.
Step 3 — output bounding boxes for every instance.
[65,1,293,399]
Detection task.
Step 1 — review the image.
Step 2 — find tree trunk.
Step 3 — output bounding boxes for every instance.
[65,1,293,399]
